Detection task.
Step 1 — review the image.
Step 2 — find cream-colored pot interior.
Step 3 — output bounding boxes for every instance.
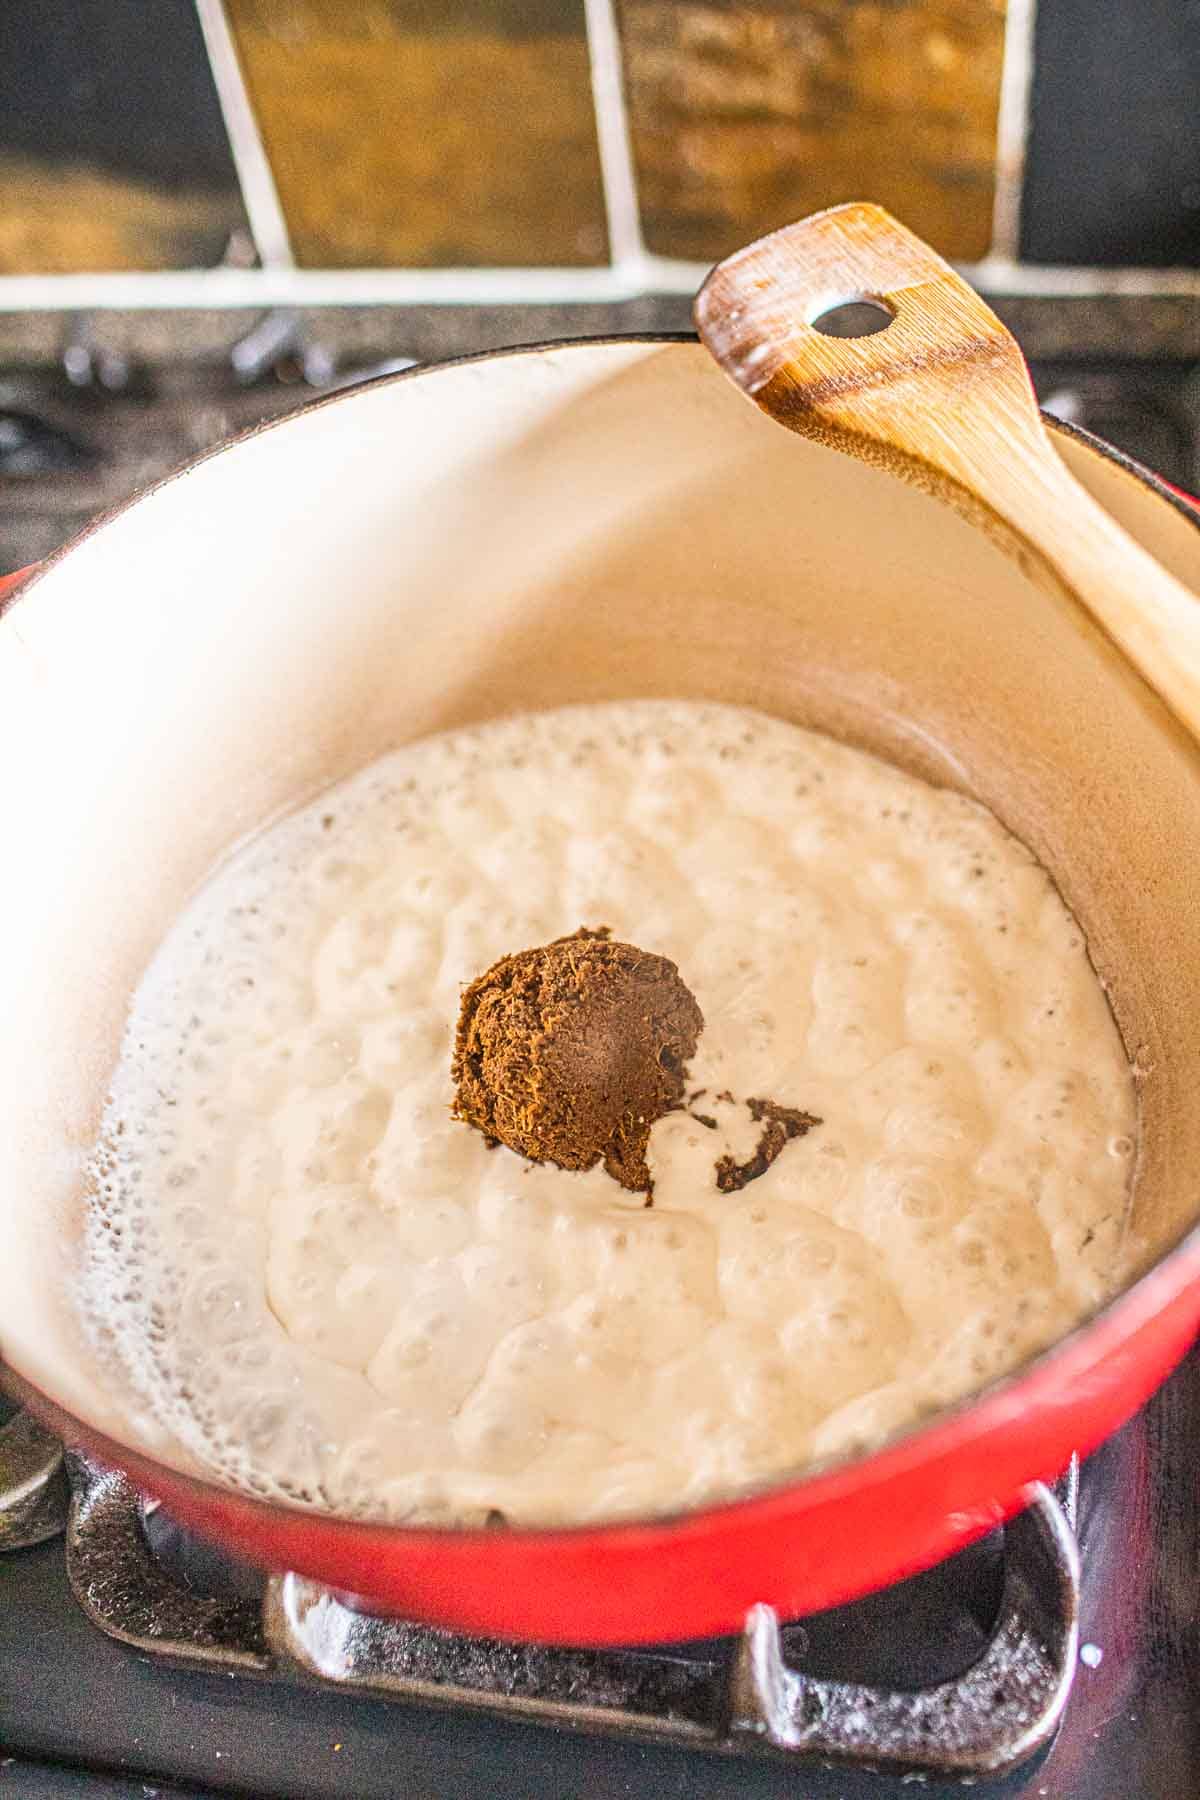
[4,338,1200,1483]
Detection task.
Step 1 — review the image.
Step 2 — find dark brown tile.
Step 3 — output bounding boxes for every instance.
[0,0,247,272]
[225,0,609,267]
[1022,0,1200,266]
[619,0,1006,264]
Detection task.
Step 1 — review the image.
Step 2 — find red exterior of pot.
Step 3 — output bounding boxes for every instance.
[0,566,34,598]
[8,1235,1200,1644]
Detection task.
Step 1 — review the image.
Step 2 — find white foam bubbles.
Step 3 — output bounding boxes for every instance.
[78,699,1136,1525]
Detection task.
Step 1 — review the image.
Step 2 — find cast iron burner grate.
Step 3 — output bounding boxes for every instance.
[0,1407,1079,1782]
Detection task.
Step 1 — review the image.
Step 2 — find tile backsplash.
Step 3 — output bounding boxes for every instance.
[1021,0,1200,268]
[224,0,609,267]
[618,0,1005,264]
[0,0,1195,278]
[0,0,247,273]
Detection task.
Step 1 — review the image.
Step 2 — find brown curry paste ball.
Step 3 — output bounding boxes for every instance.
[451,927,704,1195]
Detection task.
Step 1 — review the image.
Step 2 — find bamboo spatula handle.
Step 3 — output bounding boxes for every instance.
[695,202,1200,740]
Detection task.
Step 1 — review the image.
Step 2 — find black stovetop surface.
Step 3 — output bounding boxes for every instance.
[0,332,1198,578]
[3,1345,1199,1799]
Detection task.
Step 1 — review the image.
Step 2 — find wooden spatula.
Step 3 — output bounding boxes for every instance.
[694,202,1200,739]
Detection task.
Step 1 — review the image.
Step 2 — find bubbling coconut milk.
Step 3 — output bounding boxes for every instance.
[81,701,1136,1525]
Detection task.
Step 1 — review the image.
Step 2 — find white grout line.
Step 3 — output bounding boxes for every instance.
[0,260,1196,312]
[192,0,295,271]
[582,0,647,276]
[991,0,1040,261]
[640,251,715,292]
[965,257,1200,298]
[0,266,647,309]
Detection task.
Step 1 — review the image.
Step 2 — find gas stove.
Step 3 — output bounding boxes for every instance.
[0,303,1197,576]
[3,1350,1198,1800]
[2,309,1199,1799]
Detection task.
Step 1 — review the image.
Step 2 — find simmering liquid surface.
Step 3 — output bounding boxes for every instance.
[82,702,1136,1525]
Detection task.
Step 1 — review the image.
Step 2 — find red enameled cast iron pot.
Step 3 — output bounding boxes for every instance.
[2,332,1200,1646]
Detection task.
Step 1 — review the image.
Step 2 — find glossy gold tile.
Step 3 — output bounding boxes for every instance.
[619,0,1006,263]
[226,0,609,267]
[0,156,243,273]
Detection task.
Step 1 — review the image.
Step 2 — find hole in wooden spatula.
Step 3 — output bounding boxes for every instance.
[810,296,895,339]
